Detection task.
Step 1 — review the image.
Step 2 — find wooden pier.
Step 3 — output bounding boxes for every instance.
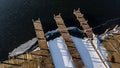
[0,8,120,68]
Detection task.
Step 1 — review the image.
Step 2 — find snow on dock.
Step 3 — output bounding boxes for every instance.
[9,38,37,57]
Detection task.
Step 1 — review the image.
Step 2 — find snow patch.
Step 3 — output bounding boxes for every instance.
[71,36,93,68]
[9,38,37,57]
[48,36,75,68]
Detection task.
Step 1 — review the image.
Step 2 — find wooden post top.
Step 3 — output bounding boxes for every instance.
[73,8,81,14]
[32,18,43,31]
[54,13,61,18]
[73,8,83,18]
[54,13,64,25]
[32,18,41,23]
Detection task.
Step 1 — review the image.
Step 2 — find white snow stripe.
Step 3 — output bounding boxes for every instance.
[48,36,75,68]
[71,36,109,68]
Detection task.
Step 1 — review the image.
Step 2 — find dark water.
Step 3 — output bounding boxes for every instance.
[0,0,120,60]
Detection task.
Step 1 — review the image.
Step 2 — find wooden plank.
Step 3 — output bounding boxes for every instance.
[0,53,39,68]
[35,31,45,39]
[38,40,48,49]
[33,19,54,68]
[102,39,120,68]
[73,8,93,39]
[54,14,85,68]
